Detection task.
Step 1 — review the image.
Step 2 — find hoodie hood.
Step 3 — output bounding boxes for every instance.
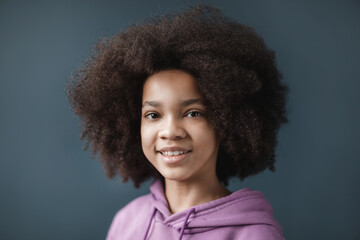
[143,180,283,239]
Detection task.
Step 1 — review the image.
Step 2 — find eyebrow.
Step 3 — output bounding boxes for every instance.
[142,98,203,108]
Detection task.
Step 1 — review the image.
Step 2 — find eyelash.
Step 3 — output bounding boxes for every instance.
[144,110,203,120]
[145,112,161,119]
[186,111,202,118]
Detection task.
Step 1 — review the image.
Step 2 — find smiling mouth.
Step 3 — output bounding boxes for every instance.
[158,150,191,164]
[159,150,191,156]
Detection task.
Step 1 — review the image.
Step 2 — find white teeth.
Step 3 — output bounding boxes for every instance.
[162,151,185,156]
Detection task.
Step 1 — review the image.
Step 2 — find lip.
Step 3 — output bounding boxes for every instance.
[158,146,191,153]
[159,151,190,164]
[157,146,191,164]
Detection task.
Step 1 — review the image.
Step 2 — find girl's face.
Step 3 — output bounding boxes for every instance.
[141,69,220,183]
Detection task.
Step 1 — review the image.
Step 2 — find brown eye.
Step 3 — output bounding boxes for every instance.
[186,111,202,118]
[145,112,160,119]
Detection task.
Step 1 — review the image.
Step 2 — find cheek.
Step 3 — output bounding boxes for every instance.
[141,124,156,155]
[191,122,218,148]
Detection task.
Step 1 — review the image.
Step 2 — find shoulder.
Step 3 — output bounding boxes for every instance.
[230,189,284,239]
[106,194,153,240]
[190,188,284,239]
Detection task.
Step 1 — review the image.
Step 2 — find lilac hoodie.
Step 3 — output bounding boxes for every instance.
[106,180,284,240]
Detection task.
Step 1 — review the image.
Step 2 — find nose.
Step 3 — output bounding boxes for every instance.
[158,116,187,140]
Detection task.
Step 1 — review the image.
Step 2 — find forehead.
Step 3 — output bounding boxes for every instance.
[142,70,203,101]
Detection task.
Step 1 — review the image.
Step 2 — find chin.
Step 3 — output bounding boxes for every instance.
[161,170,190,182]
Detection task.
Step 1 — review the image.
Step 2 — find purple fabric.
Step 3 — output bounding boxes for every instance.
[177,207,195,240]
[106,180,284,240]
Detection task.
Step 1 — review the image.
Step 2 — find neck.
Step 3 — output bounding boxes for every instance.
[164,176,231,214]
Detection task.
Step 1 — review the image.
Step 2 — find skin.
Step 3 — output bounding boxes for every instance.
[141,69,231,214]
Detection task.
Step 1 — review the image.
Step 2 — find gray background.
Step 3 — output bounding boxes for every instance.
[1,0,359,239]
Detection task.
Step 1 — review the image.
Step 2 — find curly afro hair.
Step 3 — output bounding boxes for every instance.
[67,4,288,187]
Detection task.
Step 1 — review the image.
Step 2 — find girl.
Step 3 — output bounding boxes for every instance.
[67,4,288,240]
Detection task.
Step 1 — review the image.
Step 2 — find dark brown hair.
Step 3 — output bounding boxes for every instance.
[67,4,288,187]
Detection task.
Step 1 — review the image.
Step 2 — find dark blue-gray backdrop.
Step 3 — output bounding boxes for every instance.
[1,0,359,239]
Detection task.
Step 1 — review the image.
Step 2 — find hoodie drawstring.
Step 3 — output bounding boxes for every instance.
[143,207,195,240]
[178,207,195,240]
[143,207,157,240]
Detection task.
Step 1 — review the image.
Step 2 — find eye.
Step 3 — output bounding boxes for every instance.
[145,112,161,119]
[186,111,202,118]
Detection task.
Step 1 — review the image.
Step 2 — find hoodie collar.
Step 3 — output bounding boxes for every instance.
[148,179,283,235]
